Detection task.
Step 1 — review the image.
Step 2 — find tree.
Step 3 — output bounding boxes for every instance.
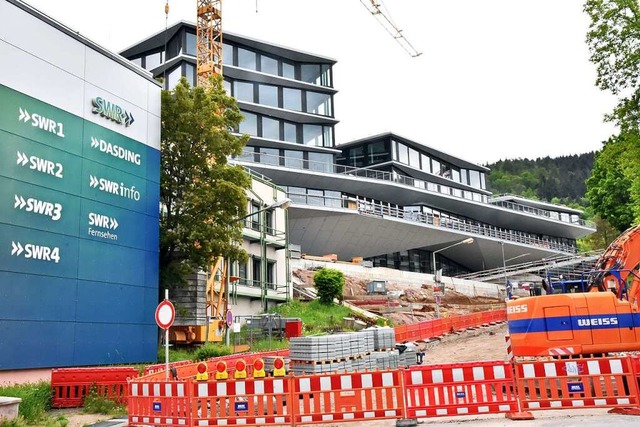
[160,76,251,290]
[313,268,345,305]
[584,0,640,231]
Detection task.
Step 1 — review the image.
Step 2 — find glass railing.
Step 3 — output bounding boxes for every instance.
[288,192,578,254]
[234,152,590,228]
[490,194,594,228]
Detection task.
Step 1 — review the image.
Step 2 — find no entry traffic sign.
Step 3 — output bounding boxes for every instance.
[155,299,175,330]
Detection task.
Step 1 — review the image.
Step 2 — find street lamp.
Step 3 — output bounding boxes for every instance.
[224,197,291,346]
[501,244,530,300]
[431,237,474,276]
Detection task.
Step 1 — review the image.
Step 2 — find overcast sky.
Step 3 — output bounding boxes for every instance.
[25,0,618,165]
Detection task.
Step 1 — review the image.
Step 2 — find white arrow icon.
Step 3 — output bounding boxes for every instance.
[110,217,119,230]
[91,136,99,148]
[16,151,28,166]
[14,195,26,209]
[18,107,30,123]
[89,175,98,188]
[11,241,24,256]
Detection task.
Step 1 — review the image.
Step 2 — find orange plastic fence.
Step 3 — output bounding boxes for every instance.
[292,370,404,424]
[513,356,640,410]
[128,380,191,427]
[403,360,518,417]
[51,367,139,408]
[395,309,506,343]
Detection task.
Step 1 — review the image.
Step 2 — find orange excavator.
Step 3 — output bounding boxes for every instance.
[507,224,640,357]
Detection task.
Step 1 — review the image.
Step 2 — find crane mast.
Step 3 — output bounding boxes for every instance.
[196,0,223,86]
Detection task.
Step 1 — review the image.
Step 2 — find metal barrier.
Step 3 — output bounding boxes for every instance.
[51,366,139,408]
[513,356,640,411]
[404,360,518,417]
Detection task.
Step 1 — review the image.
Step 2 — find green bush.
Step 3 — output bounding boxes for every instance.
[313,268,345,305]
[0,381,50,424]
[192,343,233,361]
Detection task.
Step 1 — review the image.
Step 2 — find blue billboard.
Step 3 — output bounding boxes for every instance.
[0,83,160,369]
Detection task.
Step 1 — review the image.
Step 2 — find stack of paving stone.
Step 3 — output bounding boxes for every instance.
[289,332,375,374]
[365,327,400,370]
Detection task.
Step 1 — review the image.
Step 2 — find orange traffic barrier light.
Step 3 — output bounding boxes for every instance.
[215,360,228,380]
[195,362,208,381]
[234,359,247,379]
[272,357,286,377]
[253,358,266,378]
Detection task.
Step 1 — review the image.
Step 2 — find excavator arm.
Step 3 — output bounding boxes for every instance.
[589,224,640,307]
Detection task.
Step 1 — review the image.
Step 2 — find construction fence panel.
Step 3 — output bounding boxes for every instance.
[292,370,405,424]
[403,360,518,418]
[513,356,640,411]
[191,377,291,427]
[51,366,139,408]
[128,380,191,427]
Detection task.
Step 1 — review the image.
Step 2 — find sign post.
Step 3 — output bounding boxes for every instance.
[155,289,175,380]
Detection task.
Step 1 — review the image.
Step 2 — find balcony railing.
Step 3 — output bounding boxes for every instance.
[288,192,578,254]
[234,152,592,229]
[490,194,594,228]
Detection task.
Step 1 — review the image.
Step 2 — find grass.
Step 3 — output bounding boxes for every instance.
[0,382,50,425]
[271,299,353,334]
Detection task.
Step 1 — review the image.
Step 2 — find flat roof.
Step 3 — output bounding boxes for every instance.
[8,0,159,85]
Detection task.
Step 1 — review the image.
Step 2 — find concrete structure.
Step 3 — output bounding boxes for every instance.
[0,0,160,369]
[121,22,594,285]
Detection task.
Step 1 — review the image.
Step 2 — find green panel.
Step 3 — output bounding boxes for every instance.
[82,121,148,178]
[0,84,83,155]
[0,176,81,237]
[0,129,83,194]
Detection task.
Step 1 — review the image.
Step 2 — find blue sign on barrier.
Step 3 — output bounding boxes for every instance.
[153,402,162,412]
[568,382,584,393]
[235,401,249,412]
[456,391,466,398]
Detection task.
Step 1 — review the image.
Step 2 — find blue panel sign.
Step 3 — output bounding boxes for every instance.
[568,382,584,393]
[153,402,162,412]
[0,82,159,370]
[456,391,466,398]
[235,401,249,412]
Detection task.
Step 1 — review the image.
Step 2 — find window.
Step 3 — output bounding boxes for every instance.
[131,57,142,67]
[283,87,302,111]
[451,168,461,183]
[480,172,486,189]
[303,124,323,146]
[282,61,295,79]
[237,47,256,70]
[185,63,195,86]
[237,146,254,162]
[260,55,278,75]
[145,52,162,70]
[460,169,468,185]
[325,190,342,208]
[421,154,431,172]
[307,189,324,206]
[223,79,231,94]
[166,66,182,89]
[284,122,297,143]
[185,32,196,55]
[223,43,234,65]
[301,64,322,84]
[348,146,365,167]
[308,152,333,173]
[408,147,420,168]
[306,91,332,116]
[234,81,254,102]
[259,147,279,165]
[397,142,408,164]
[284,150,304,169]
[261,117,280,140]
[265,209,274,234]
[239,111,257,136]
[249,203,261,231]
[252,257,262,284]
[368,141,389,164]
[238,262,247,284]
[469,170,481,188]
[258,84,278,107]
[431,158,441,175]
[267,261,276,288]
